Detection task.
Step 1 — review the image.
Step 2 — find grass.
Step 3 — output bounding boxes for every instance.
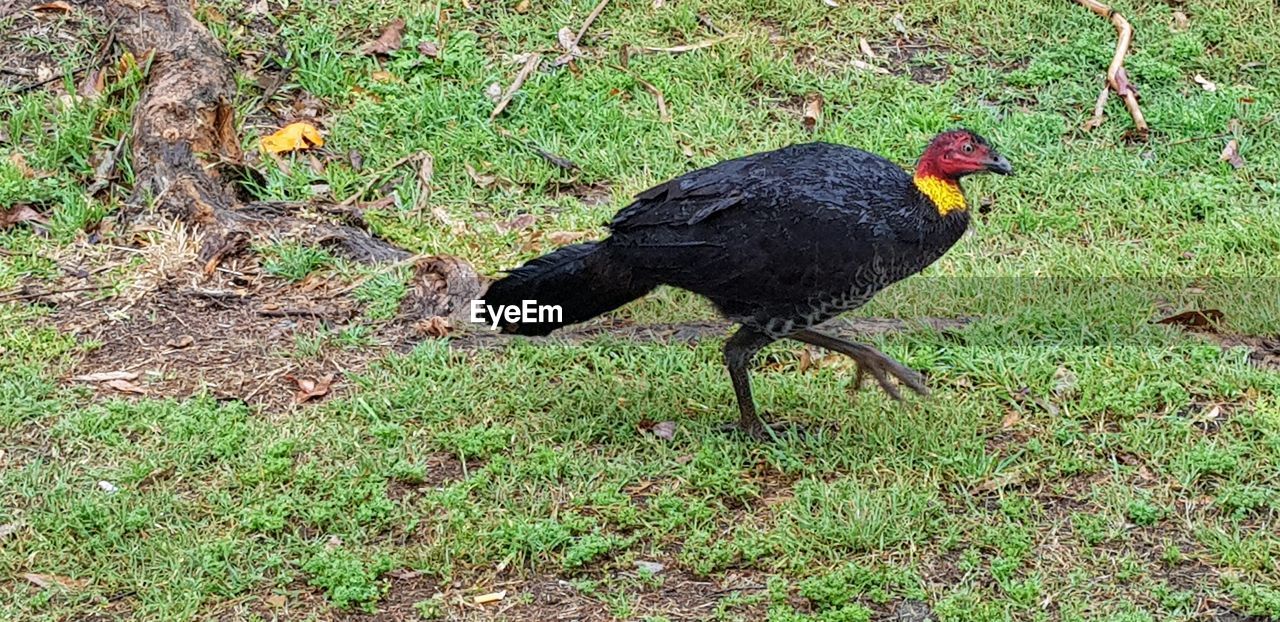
[2,0,1280,620]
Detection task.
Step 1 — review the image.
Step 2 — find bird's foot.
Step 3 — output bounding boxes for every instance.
[720,415,802,442]
[849,348,929,400]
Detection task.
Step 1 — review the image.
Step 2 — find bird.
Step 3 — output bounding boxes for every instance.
[481,129,1012,439]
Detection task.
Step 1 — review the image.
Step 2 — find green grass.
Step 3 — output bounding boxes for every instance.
[3,0,1280,620]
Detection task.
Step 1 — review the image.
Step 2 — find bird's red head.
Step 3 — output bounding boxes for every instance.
[915,129,1012,181]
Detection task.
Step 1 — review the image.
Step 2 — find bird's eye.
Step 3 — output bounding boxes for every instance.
[962,143,975,154]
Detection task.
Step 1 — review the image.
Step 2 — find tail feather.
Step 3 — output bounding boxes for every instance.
[480,242,653,335]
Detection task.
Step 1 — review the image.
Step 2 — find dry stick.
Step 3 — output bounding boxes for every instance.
[1084,83,1109,130]
[553,0,612,66]
[489,52,543,121]
[337,153,417,207]
[1072,0,1148,132]
[0,285,108,304]
[638,37,729,54]
[609,64,670,122]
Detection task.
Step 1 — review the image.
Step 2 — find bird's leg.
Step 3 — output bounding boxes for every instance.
[789,329,928,400]
[721,326,783,441]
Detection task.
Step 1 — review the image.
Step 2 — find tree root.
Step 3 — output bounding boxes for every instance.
[1073,0,1149,136]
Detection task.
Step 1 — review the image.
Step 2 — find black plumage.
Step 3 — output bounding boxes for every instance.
[482,130,1011,439]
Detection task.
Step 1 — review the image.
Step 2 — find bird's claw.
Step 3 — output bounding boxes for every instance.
[849,351,929,401]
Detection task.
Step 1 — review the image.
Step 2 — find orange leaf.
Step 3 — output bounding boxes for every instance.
[33,1,72,13]
[260,122,324,154]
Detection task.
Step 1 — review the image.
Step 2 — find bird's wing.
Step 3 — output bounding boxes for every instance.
[609,156,759,231]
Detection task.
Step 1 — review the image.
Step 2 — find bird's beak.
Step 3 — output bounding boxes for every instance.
[985,153,1013,175]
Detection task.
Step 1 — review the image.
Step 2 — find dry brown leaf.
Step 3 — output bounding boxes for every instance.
[464,163,497,188]
[8,153,37,178]
[417,152,435,205]
[32,1,72,13]
[71,371,139,383]
[1172,10,1189,30]
[1,204,46,229]
[802,93,823,131]
[548,231,588,245]
[473,591,506,605]
[1052,366,1078,398]
[386,568,422,580]
[823,0,838,7]
[23,573,86,590]
[515,0,531,13]
[78,67,106,100]
[415,316,452,338]
[105,379,148,394]
[557,26,580,55]
[497,213,536,233]
[857,37,876,59]
[1220,139,1244,169]
[0,523,20,540]
[1156,309,1224,329]
[291,373,336,403]
[851,59,890,75]
[418,40,440,58]
[260,122,324,154]
[1193,74,1217,92]
[166,335,195,349]
[360,19,406,56]
[651,421,676,440]
[1001,411,1020,430]
[371,70,397,83]
[264,595,286,608]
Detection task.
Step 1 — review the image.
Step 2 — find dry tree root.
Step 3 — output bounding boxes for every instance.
[103,0,481,319]
[105,0,411,265]
[1073,0,1149,136]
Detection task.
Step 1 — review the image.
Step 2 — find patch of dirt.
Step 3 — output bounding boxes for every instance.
[0,1,105,96]
[1212,334,1280,371]
[870,37,952,84]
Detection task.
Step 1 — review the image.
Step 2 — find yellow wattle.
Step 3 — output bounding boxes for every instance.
[913,174,967,216]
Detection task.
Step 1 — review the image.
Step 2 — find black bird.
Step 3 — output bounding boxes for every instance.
[482,129,1012,439]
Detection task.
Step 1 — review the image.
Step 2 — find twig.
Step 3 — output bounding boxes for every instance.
[553,0,611,66]
[638,37,729,54]
[609,64,670,122]
[489,52,543,121]
[495,127,579,171]
[1083,83,1108,131]
[4,66,88,96]
[337,153,417,206]
[0,285,108,304]
[1072,0,1148,133]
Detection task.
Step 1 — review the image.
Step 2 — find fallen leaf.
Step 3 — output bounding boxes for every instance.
[890,12,908,36]
[8,153,38,178]
[823,0,839,7]
[371,70,397,83]
[473,591,506,605]
[515,0,531,13]
[386,568,422,580]
[851,59,890,74]
[418,40,440,58]
[360,19,406,56]
[0,523,20,540]
[414,316,452,338]
[1220,139,1244,169]
[71,371,139,383]
[548,231,588,245]
[23,573,86,590]
[264,595,286,608]
[497,213,536,233]
[1193,74,1216,92]
[1,204,48,229]
[557,26,580,55]
[98,480,119,493]
[639,38,727,54]
[651,420,676,440]
[291,373,335,403]
[78,67,106,100]
[1001,411,1020,430]
[1172,10,1189,30]
[652,0,665,7]
[326,534,343,549]
[802,93,823,131]
[105,379,148,394]
[260,122,324,154]
[166,335,195,349]
[416,152,434,206]
[32,1,72,13]
[1156,309,1224,329]
[858,37,876,59]
[464,163,497,188]
[348,149,364,171]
